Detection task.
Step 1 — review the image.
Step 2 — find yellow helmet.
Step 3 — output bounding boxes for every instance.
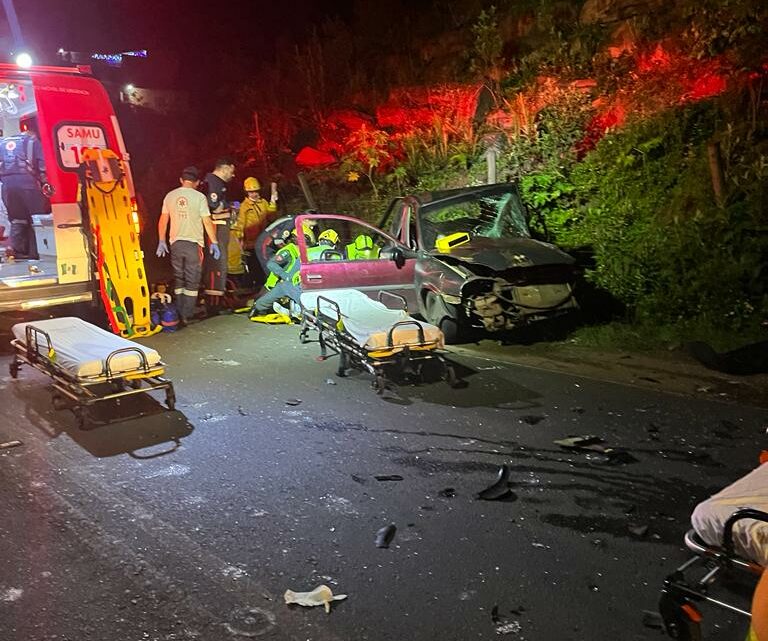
[291,222,316,245]
[318,229,339,245]
[243,177,261,191]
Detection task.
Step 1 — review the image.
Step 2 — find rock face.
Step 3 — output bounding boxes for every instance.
[580,0,664,24]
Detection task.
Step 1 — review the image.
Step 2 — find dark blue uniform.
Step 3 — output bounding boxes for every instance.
[0,133,48,259]
[202,172,231,298]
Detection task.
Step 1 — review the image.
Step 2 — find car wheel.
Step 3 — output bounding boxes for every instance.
[424,291,462,344]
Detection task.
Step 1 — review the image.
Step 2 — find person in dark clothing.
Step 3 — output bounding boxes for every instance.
[201,157,235,312]
[0,121,49,259]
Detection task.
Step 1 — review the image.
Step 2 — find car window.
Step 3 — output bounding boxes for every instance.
[419,189,530,249]
[308,220,393,262]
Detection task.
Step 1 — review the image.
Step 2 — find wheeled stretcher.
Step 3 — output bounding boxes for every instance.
[660,461,768,640]
[299,289,457,393]
[9,317,175,427]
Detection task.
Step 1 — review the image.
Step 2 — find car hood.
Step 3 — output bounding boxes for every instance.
[430,237,574,271]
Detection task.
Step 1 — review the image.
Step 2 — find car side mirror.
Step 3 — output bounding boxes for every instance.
[391,247,406,269]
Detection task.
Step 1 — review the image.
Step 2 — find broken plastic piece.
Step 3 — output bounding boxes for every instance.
[554,435,604,449]
[285,399,302,406]
[477,465,512,501]
[375,524,397,548]
[374,474,403,482]
[0,440,22,450]
[554,435,638,465]
[283,585,347,614]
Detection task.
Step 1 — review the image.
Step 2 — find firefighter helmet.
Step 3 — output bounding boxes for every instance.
[291,222,316,245]
[317,229,339,245]
[243,177,261,191]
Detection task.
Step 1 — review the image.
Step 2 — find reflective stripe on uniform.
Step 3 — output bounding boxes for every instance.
[265,243,300,289]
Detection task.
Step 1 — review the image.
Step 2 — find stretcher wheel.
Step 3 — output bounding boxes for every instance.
[165,388,176,411]
[445,364,458,387]
[9,360,19,379]
[73,406,92,430]
[373,374,386,394]
[129,379,142,390]
[52,393,68,411]
[659,592,703,641]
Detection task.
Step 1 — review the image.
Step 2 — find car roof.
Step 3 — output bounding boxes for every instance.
[413,182,520,210]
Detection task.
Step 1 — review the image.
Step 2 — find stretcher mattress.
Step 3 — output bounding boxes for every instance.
[12,317,161,380]
[691,462,768,566]
[301,289,444,351]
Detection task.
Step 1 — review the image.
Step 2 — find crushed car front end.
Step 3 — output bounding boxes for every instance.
[416,237,578,333]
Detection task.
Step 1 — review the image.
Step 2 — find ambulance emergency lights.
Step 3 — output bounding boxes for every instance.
[15,52,32,68]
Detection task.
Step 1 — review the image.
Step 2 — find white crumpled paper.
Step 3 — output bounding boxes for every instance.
[283,584,347,614]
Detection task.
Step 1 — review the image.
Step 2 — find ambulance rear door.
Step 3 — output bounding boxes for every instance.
[31,71,133,285]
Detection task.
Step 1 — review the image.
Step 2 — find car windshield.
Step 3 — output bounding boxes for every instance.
[419,188,530,250]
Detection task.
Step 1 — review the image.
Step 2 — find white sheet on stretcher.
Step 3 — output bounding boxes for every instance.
[300,289,444,351]
[12,317,162,380]
[691,462,768,566]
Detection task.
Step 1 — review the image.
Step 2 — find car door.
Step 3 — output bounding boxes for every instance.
[295,213,418,311]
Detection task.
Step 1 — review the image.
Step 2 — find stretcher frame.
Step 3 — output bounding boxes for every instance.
[299,291,458,393]
[9,323,175,428]
[659,507,767,640]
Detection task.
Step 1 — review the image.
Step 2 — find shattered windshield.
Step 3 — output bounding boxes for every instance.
[419,188,530,250]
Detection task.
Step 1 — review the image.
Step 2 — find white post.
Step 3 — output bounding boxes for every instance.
[485,147,497,184]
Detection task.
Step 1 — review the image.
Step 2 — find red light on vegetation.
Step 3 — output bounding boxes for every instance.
[637,44,673,73]
[683,71,727,102]
[295,146,336,167]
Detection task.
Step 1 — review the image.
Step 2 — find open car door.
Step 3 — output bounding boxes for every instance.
[295,213,418,312]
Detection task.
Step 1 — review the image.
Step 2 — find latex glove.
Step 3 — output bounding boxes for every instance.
[209,242,221,260]
[156,240,169,257]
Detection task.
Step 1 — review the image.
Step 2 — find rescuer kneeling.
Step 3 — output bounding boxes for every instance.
[249,228,302,319]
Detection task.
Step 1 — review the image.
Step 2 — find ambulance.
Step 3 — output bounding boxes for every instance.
[0,62,139,313]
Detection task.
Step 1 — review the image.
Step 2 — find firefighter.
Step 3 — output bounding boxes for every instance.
[230,176,277,286]
[201,157,236,312]
[249,228,303,318]
[307,228,340,261]
[345,233,380,260]
[0,119,50,259]
[156,166,220,325]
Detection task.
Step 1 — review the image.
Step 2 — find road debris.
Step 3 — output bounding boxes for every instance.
[438,487,456,498]
[491,605,523,635]
[628,524,649,538]
[0,440,22,450]
[375,524,397,548]
[283,585,347,614]
[477,465,512,501]
[495,621,522,635]
[554,435,638,465]
[641,610,664,629]
[325,378,337,385]
[519,414,546,425]
[285,398,302,406]
[374,474,403,482]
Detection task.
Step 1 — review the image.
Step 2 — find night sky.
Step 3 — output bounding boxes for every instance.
[15,0,352,87]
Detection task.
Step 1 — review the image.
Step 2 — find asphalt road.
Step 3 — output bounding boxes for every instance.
[1,315,766,641]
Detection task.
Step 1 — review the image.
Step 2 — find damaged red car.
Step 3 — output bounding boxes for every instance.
[257,183,578,343]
